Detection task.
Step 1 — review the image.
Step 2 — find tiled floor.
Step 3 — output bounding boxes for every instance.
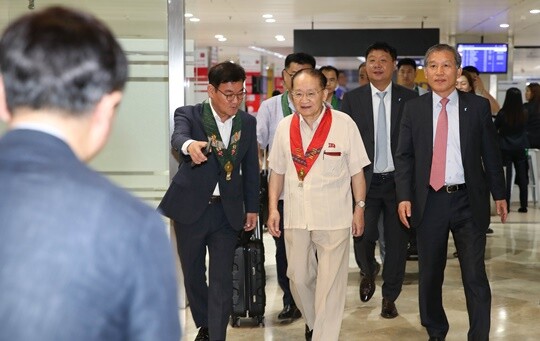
[179,203,540,340]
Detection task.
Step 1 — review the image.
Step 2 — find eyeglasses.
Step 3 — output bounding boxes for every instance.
[291,89,323,100]
[283,68,310,78]
[283,68,296,78]
[215,87,246,102]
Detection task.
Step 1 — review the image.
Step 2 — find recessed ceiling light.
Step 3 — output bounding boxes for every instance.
[249,46,286,59]
[214,34,224,39]
[265,18,276,23]
[500,23,510,28]
[530,9,540,14]
[189,17,200,22]
[218,37,227,42]
[275,35,285,41]
[262,14,273,19]
[184,13,193,18]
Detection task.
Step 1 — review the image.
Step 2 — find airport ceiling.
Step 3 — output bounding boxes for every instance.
[1,0,540,72]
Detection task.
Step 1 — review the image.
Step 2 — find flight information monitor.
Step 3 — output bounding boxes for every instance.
[456,43,508,73]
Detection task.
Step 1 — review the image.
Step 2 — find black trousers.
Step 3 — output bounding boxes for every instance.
[353,173,409,301]
[273,200,295,306]
[174,202,238,341]
[418,189,490,341]
[501,149,529,208]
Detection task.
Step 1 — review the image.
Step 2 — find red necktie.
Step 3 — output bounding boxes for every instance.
[430,98,449,191]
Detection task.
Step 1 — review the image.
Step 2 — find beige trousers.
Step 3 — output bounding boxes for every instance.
[285,228,350,341]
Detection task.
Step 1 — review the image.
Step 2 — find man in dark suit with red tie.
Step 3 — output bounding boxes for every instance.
[395,44,508,341]
[341,42,418,319]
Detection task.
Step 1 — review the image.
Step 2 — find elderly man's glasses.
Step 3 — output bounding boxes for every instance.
[215,87,246,102]
[291,89,323,100]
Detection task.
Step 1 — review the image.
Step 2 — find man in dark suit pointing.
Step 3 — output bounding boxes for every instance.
[159,61,259,341]
[395,44,508,341]
[341,42,417,319]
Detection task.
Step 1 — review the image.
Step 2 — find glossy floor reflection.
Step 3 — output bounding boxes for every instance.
[180,203,540,340]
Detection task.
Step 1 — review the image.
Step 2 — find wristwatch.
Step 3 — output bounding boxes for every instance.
[355,200,366,208]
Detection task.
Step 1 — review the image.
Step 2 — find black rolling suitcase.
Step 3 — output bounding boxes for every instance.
[230,221,266,327]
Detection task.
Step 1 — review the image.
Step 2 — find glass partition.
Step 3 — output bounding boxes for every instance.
[0,1,170,209]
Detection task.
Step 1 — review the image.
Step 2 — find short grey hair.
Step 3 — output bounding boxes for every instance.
[424,44,462,68]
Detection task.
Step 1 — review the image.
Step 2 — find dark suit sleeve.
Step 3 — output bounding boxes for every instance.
[241,114,260,214]
[341,91,353,116]
[478,100,506,200]
[171,106,193,151]
[395,101,415,202]
[170,105,208,165]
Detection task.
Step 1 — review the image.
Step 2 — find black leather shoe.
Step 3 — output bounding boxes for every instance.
[381,297,398,318]
[486,227,494,234]
[305,324,313,341]
[428,337,445,341]
[360,276,375,302]
[277,304,301,320]
[194,327,209,341]
[518,207,528,213]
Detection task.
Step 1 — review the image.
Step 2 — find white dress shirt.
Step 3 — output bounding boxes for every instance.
[370,82,394,173]
[432,90,465,185]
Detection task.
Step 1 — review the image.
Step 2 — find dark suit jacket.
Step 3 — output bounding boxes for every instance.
[0,129,180,340]
[159,103,259,230]
[395,91,506,230]
[341,83,418,188]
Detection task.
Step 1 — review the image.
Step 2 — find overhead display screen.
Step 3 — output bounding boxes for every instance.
[456,43,508,73]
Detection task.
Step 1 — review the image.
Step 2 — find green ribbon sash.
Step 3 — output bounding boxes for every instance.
[330,94,340,110]
[280,91,293,117]
[202,101,242,180]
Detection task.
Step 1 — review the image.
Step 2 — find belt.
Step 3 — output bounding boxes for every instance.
[208,196,221,204]
[434,184,467,193]
[372,171,395,181]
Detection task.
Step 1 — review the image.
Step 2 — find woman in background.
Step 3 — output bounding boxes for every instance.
[494,87,529,213]
[455,69,475,93]
[525,82,540,148]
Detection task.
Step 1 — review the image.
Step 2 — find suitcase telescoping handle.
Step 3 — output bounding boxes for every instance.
[256,147,268,242]
[253,219,262,240]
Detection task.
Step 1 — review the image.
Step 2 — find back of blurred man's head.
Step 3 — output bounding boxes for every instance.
[0,6,129,160]
[0,6,128,116]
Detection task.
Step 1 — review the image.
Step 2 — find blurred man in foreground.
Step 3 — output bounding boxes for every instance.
[0,6,180,341]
